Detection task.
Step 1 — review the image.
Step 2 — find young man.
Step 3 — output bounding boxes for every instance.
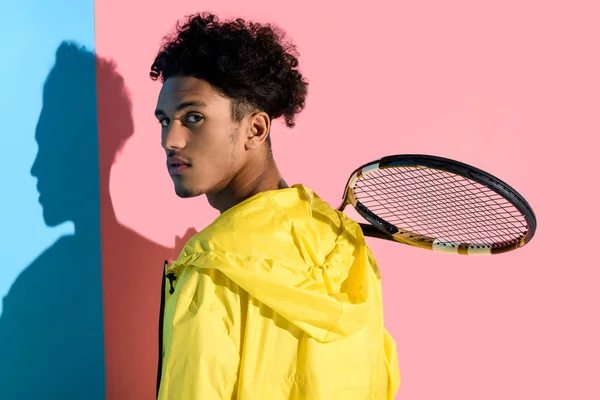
[151,12,400,399]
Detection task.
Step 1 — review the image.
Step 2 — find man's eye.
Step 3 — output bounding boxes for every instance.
[159,119,170,127]
[186,115,204,123]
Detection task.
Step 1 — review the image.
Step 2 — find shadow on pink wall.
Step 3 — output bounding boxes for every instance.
[95,45,195,399]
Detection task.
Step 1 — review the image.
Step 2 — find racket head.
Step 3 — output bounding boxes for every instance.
[342,154,537,255]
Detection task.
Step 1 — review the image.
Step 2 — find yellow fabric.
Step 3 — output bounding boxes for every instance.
[158,184,400,399]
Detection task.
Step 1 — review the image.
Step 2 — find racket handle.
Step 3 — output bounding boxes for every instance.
[359,223,396,242]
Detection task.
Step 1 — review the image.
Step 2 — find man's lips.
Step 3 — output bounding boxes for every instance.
[167,157,191,176]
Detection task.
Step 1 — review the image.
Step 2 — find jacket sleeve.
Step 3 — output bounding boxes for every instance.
[157,268,242,399]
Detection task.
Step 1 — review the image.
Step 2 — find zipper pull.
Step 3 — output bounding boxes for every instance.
[165,272,177,294]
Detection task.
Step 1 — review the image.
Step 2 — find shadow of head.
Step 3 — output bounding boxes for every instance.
[0,41,136,399]
[4,40,195,399]
[31,41,133,228]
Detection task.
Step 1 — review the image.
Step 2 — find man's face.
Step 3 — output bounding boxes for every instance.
[155,76,247,198]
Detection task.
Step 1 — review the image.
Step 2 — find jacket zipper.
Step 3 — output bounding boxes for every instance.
[156,260,167,399]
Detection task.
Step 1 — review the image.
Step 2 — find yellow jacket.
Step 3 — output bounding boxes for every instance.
[157,184,400,399]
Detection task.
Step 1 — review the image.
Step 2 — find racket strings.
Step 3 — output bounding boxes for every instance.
[382,170,521,232]
[369,175,513,224]
[366,172,519,233]
[361,174,523,242]
[361,191,519,243]
[354,167,528,245]
[364,185,521,242]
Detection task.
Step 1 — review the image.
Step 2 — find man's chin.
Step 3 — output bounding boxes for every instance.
[174,185,203,198]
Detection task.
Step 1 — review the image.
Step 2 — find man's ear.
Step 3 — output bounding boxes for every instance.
[245,111,271,149]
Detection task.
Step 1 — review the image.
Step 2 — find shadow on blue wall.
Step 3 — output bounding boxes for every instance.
[0,41,106,399]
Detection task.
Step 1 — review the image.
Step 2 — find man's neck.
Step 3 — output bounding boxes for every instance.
[206,158,288,215]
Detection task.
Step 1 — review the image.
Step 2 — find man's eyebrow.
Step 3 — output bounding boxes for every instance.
[154,100,208,117]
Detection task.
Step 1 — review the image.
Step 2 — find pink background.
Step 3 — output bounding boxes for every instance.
[96,0,599,398]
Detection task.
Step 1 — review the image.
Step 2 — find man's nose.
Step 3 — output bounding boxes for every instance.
[162,124,186,151]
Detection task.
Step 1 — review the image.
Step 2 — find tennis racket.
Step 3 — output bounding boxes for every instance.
[337,154,537,255]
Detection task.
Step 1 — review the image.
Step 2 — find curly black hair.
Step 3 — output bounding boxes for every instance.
[150,12,308,131]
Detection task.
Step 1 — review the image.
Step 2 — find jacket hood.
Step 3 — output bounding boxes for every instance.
[167,184,376,343]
